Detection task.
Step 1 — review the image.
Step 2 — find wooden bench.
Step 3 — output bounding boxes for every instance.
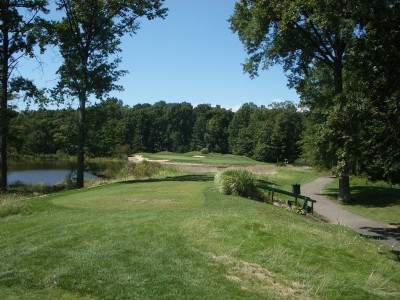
[264,185,317,214]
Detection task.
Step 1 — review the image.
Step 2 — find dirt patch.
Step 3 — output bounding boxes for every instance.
[209,254,309,298]
[122,198,174,205]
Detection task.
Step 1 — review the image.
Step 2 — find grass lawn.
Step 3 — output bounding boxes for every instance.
[138,151,264,165]
[1,172,399,299]
[323,177,400,225]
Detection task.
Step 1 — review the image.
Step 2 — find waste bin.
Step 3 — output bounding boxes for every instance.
[292,183,301,195]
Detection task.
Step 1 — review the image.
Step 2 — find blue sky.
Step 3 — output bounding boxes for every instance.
[21,0,299,110]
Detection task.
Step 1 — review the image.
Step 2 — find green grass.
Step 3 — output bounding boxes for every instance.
[138,151,264,165]
[1,173,399,299]
[323,177,400,225]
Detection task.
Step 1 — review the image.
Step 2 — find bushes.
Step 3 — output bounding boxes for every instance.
[200,148,209,154]
[214,169,264,200]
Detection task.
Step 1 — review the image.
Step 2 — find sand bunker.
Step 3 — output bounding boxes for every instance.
[128,155,170,163]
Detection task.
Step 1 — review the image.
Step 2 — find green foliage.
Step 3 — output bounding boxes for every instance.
[214,169,261,200]
[204,106,233,153]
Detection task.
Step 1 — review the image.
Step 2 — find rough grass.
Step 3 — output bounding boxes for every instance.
[323,177,400,225]
[1,174,400,299]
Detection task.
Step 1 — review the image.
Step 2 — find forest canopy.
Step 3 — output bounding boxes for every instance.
[9,99,304,165]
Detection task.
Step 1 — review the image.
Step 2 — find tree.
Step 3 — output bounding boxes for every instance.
[54,0,167,188]
[229,0,372,202]
[204,106,233,153]
[164,102,194,153]
[191,104,212,150]
[0,0,48,191]
[228,103,257,156]
[86,98,128,157]
[347,2,400,184]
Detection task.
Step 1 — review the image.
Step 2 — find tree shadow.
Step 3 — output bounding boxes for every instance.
[390,250,400,262]
[121,174,214,184]
[324,186,400,208]
[359,226,400,243]
[257,178,279,189]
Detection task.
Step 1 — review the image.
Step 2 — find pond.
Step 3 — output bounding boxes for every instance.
[8,160,124,186]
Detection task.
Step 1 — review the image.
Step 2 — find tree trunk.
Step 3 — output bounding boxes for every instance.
[0,11,9,192]
[333,54,351,203]
[338,175,351,202]
[76,59,88,189]
[76,93,86,188]
[0,76,8,192]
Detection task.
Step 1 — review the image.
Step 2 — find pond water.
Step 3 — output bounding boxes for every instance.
[8,169,97,185]
[7,161,123,186]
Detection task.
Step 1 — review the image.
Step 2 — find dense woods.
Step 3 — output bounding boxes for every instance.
[8,99,304,164]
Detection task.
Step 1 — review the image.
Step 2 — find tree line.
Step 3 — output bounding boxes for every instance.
[9,99,304,164]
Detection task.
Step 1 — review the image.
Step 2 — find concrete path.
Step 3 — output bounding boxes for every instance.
[301,177,400,251]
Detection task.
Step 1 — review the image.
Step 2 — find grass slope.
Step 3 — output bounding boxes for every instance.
[1,175,399,299]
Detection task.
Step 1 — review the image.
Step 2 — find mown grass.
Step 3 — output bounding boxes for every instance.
[138,151,263,165]
[1,173,400,299]
[323,177,400,225]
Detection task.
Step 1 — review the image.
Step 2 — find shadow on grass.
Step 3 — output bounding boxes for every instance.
[121,174,214,184]
[324,186,400,208]
[257,179,279,189]
[391,250,400,262]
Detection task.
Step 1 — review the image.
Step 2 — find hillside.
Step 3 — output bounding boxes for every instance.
[1,174,399,299]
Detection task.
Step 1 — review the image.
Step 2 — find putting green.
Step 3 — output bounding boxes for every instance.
[52,180,207,211]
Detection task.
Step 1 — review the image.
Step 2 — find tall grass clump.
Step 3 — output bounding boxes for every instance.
[116,161,179,180]
[214,169,264,200]
[0,197,25,218]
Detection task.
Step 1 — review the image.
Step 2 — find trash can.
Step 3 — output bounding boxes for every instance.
[292,183,301,195]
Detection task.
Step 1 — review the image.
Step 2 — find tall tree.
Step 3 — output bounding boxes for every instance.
[0,0,48,191]
[54,0,167,188]
[228,102,257,156]
[205,106,233,154]
[229,0,371,202]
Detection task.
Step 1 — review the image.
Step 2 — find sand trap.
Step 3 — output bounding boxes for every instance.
[192,155,205,158]
[128,155,170,163]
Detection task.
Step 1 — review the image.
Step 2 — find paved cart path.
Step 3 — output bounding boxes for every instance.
[302,177,400,251]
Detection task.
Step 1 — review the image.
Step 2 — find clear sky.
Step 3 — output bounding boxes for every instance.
[20,0,299,111]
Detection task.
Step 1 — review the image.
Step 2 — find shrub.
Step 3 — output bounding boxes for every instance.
[200,148,209,154]
[214,169,263,200]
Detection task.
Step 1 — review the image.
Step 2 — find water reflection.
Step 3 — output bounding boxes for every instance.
[8,160,125,185]
[8,169,96,185]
